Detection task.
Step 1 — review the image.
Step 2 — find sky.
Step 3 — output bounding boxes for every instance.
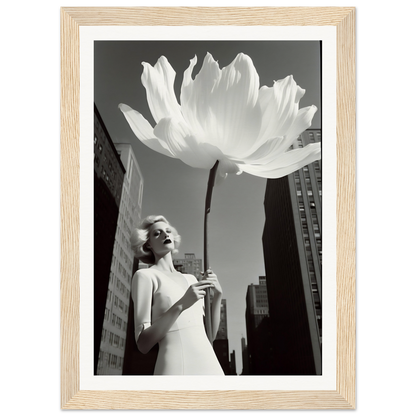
[94,40,321,374]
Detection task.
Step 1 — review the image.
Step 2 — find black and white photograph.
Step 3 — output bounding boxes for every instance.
[93,40,322,377]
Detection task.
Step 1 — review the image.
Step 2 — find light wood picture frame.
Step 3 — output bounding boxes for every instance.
[61,6,355,409]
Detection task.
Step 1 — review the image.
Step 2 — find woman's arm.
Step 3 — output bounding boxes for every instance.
[133,271,214,354]
[137,301,182,354]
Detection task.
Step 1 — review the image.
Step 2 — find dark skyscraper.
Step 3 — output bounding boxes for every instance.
[93,104,126,374]
[262,129,322,375]
[97,144,144,375]
[240,337,249,375]
[213,299,231,374]
[244,276,273,374]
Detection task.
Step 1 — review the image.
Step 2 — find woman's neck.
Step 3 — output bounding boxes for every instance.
[152,252,176,273]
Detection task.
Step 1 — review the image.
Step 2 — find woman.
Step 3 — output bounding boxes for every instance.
[130,215,224,375]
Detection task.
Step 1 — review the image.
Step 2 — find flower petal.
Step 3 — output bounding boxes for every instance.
[180,53,221,139]
[239,143,321,179]
[153,118,217,170]
[231,137,284,165]
[243,105,317,160]
[118,104,175,158]
[278,105,318,151]
[234,105,317,165]
[205,53,263,155]
[217,159,242,179]
[257,75,306,144]
[234,105,316,164]
[141,56,183,124]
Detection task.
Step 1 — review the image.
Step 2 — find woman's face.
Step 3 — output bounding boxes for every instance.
[147,221,175,256]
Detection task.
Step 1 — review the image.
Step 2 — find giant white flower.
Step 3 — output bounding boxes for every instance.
[119,52,320,180]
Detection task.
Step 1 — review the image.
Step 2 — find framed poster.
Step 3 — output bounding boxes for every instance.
[61,7,355,409]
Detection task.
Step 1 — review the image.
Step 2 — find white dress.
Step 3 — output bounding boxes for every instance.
[131,268,224,375]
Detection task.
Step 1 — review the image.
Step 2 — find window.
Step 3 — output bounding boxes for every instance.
[97,350,103,368]
[111,354,117,368]
[116,317,122,329]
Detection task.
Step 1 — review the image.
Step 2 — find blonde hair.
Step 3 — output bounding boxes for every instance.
[130,215,181,264]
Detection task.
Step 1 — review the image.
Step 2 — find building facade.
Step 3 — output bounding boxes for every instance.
[97,143,144,375]
[122,257,158,375]
[93,105,126,374]
[240,337,249,375]
[215,298,228,340]
[246,276,269,327]
[213,299,231,374]
[173,253,202,279]
[229,350,237,375]
[245,276,272,374]
[262,129,322,375]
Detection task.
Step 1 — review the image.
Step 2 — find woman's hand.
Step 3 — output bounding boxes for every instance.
[179,280,214,310]
[202,269,223,296]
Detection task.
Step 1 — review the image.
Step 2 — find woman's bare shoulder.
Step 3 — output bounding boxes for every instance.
[131,268,160,293]
[133,267,157,281]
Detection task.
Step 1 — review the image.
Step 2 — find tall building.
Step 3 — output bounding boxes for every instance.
[122,257,158,375]
[262,129,322,375]
[213,299,231,374]
[245,276,272,374]
[240,337,249,375]
[246,276,269,327]
[215,298,228,340]
[93,105,126,374]
[229,350,237,375]
[97,143,144,375]
[173,253,202,279]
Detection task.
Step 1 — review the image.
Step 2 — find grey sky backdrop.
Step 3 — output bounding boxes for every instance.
[94,40,321,375]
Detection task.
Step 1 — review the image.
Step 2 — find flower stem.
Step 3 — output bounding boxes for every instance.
[203,160,219,345]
